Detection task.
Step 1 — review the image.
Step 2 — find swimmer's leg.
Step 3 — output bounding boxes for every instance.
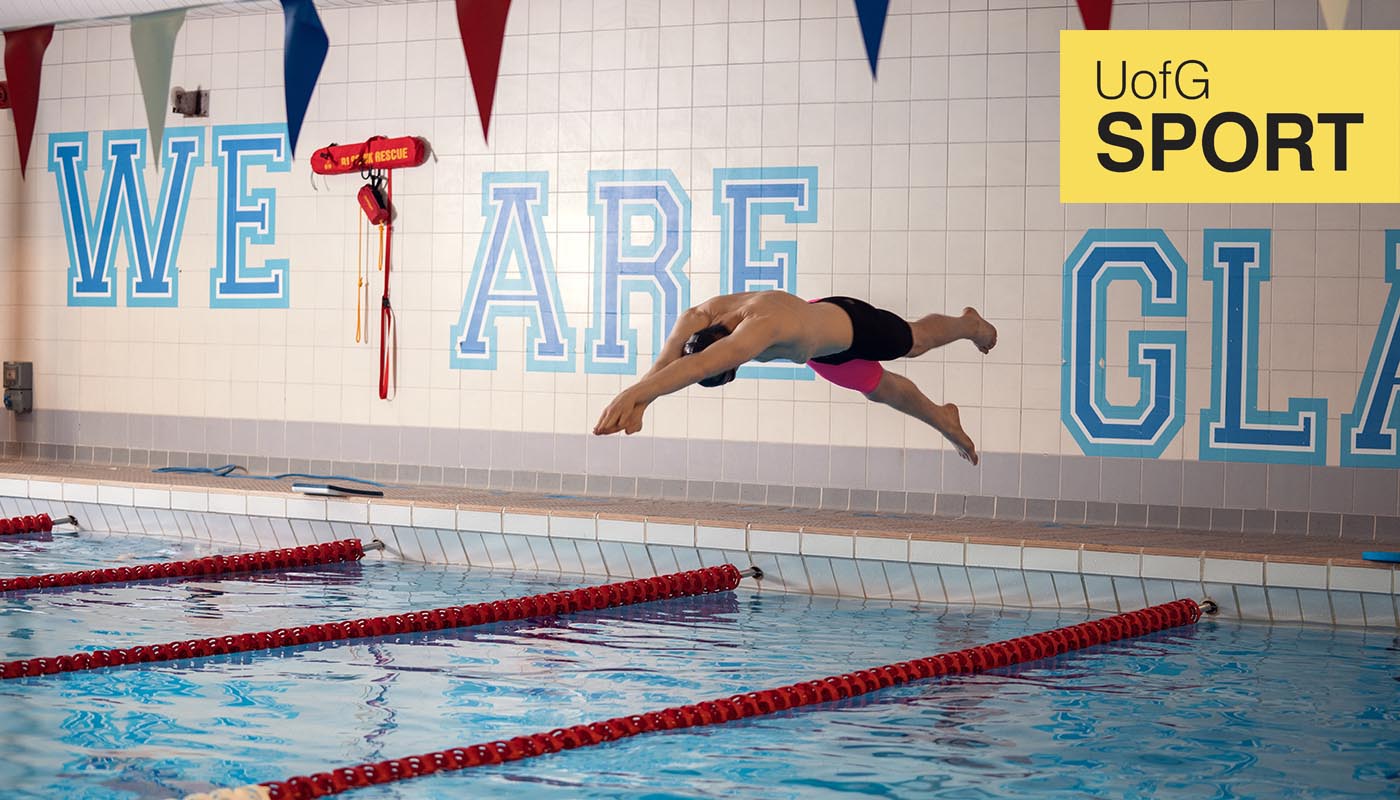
[864,371,978,465]
[907,308,997,356]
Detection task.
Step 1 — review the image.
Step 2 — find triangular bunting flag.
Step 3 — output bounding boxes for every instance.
[1319,0,1351,29]
[854,0,890,78]
[131,9,186,165]
[1075,0,1113,30]
[3,25,54,178]
[454,0,512,140]
[279,0,330,158]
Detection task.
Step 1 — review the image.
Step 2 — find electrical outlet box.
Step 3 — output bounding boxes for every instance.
[3,389,30,414]
[3,362,31,389]
[4,362,32,414]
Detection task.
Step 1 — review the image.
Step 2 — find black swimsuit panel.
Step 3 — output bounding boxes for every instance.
[808,296,914,365]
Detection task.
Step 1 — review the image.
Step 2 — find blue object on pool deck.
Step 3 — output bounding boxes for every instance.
[1361,551,1400,563]
[153,464,384,488]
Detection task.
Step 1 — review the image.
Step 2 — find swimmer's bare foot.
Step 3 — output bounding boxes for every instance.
[963,307,997,355]
[938,402,979,466]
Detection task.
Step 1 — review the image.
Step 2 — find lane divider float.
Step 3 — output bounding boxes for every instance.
[173,597,1214,800]
[1,565,750,680]
[0,514,78,535]
[0,538,378,595]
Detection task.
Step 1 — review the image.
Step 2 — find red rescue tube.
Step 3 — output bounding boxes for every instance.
[310,136,428,175]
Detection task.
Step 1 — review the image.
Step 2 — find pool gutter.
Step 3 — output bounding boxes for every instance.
[1,466,1395,628]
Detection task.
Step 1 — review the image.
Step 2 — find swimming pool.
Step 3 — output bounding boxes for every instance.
[2,530,1396,799]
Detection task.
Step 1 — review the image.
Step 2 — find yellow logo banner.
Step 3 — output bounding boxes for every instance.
[1060,30,1400,203]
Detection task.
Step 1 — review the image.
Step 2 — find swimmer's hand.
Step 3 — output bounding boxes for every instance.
[594,389,650,436]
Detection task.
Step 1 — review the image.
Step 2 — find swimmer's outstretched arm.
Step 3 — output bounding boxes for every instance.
[644,307,713,377]
[593,320,772,435]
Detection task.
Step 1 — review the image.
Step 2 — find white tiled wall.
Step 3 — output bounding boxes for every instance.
[2,1,1400,499]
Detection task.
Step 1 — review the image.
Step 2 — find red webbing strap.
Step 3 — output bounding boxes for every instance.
[253,599,1202,799]
[0,538,367,594]
[1,565,742,680]
[377,168,394,400]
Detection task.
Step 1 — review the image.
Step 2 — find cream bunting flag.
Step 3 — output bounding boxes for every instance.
[130,9,186,163]
[1318,0,1351,29]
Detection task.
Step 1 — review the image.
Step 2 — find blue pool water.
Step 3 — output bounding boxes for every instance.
[2,531,1397,799]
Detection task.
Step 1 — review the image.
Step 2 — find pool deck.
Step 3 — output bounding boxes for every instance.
[1,458,1392,571]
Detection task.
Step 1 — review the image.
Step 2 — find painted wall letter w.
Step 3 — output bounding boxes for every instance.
[49,129,203,307]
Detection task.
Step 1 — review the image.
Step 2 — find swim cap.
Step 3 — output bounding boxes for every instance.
[683,324,737,388]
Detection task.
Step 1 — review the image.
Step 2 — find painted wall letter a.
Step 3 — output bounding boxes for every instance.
[1342,230,1400,467]
[450,172,575,372]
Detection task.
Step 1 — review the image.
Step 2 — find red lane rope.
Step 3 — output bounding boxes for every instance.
[0,513,76,535]
[0,539,367,594]
[247,598,1202,799]
[1,565,742,680]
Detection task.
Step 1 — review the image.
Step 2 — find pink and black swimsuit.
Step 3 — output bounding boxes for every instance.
[805,296,914,394]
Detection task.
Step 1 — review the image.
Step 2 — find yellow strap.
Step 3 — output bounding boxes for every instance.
[377,222,385,271]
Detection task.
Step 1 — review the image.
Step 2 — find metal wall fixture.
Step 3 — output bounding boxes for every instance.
[170,85,209,117]
[3,362,32,414]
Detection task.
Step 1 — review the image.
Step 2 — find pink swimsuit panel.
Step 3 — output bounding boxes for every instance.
[805,298,884,394]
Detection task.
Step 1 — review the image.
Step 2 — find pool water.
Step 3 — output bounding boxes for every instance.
[2,531,1397,799]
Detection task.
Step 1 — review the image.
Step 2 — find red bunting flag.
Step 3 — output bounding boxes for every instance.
[1075,0,1113,30]
[454,0,512,140]
[3,25,53,177]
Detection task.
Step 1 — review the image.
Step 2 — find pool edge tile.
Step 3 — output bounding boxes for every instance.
[645,519,695,547]
[503,510,551,537]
